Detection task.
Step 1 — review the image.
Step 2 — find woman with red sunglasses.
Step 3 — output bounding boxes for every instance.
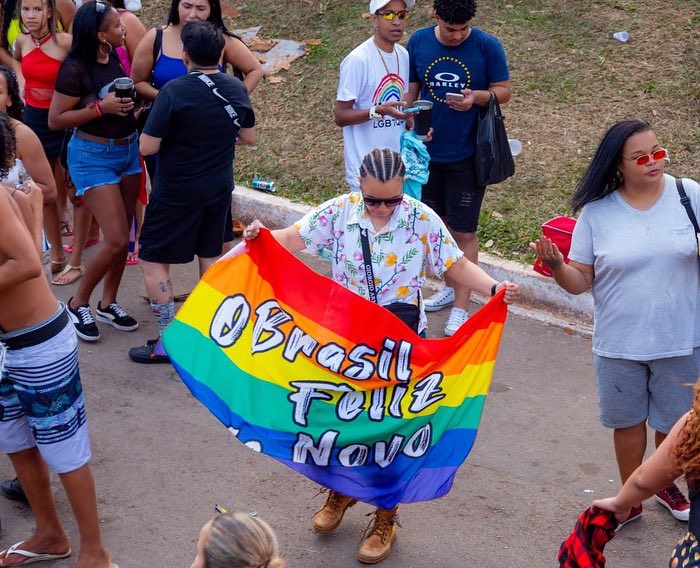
[531,118,700,529]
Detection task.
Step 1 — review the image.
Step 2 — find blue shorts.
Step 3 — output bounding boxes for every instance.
[0,305,91,474]
[67,131,142,196]
[593,350,699,433]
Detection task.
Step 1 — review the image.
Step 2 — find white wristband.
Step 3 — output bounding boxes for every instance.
[369,105,383,120]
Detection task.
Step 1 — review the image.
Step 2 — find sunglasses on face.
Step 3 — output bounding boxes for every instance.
[376,10,409,21]
[362,195,403,208]
[623,147,667,166]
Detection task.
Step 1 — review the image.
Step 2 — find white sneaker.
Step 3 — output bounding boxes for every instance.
[424,287,455,312]
[444,307,468,336]
[124,0,142,11]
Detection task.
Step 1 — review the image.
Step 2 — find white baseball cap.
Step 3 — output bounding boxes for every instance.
[369,0,415,14]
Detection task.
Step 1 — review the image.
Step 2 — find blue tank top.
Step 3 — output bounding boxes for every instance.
[152,52,188,90]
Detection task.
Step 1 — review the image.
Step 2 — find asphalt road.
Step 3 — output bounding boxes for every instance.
[0,251,686,567]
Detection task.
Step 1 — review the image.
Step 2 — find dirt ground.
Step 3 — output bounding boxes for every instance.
[0,253,688,567]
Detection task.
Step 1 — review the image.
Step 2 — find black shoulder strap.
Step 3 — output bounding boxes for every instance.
[153,28,163,62]
[149,28,163,86]
[189,71,241,125]
[359,228,378,303]
[676,178,700,236]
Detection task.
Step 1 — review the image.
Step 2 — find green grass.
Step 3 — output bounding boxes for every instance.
[138,0,700,263]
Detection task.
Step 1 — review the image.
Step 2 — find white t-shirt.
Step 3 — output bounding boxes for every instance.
[569,174,700,360]
[337,37,409,191]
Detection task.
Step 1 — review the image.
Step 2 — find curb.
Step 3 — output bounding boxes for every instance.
[232,185,594,336]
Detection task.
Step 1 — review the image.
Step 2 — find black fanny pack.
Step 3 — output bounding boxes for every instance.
[359,228,420,332]
[384,302,420,331]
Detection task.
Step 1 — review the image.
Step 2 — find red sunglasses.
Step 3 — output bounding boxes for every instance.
[623,148,667,166]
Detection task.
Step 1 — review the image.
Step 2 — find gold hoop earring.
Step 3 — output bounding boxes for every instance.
[99,41,112,56]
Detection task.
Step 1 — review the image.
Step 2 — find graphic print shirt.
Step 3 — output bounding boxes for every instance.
[337,37,409,191]
[407,26,509,163]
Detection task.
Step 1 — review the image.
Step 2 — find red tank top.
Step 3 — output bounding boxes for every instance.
[22,38,62,109]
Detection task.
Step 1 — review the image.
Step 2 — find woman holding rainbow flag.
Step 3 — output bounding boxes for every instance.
[244,148,520,564]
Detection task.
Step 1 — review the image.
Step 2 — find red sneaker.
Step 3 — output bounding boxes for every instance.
[656,484,690,521]
[617,505,643,529]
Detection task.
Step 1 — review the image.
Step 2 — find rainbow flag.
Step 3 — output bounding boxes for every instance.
[163,229,508,509]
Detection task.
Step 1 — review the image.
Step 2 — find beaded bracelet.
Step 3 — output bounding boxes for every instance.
[93,100,104,117]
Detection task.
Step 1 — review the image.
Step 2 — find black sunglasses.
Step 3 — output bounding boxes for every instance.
[362,195,403,207]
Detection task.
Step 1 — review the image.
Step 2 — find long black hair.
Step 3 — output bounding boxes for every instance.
[571,119,652,212]
[167,0,233,36]
[0,0,19,49]
[0,113,17,179]
[0,64,24,122]
[165,0,244,77]
[65,0,119,90]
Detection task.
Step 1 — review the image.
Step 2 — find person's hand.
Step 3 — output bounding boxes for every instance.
[495,281,520,304]
[529,236,565,271]
[591,497,631,524]
[99,92,135,116]
[376,100,408,120]
[446,89,476,112]
[243,219,264,240]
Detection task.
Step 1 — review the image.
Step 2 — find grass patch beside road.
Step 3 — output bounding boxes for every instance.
[139,0,700,263]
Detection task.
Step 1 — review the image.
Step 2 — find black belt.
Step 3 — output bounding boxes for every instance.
[75,129,137,146]
[2,308,69,350]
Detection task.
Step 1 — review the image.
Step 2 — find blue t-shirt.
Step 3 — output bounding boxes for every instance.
[407,26,509,163]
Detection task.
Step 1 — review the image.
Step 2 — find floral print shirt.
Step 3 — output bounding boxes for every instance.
[295,193,463,332]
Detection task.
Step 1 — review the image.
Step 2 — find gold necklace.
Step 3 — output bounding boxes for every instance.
[373,39,399,77]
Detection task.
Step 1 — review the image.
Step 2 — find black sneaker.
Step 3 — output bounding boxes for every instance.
[128,339,170,364]
[96,302,139,331]
[1,477,28,504]
[67,298,100,342]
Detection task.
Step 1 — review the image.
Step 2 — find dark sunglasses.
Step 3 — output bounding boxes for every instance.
[376,10,409,21]
[623,147,667,166]
[362,195,403,208]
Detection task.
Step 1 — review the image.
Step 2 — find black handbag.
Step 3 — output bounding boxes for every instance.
[474,91,515,186]
[135,28,163,132]
[359,228,420,332]
[675,178,700,257]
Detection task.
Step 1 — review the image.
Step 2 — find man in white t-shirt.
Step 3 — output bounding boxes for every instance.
[335,0,415,191]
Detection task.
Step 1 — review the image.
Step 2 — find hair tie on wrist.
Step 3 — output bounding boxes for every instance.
[491,282,498,297]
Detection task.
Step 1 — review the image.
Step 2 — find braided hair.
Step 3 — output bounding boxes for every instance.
[0,64,24,122]
[0,113,17,179]
[359,148,405,182]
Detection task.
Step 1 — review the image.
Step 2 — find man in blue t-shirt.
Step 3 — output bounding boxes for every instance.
[406,0,511,336]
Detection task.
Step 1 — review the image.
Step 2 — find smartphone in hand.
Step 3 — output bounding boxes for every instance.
[446,92,465,101]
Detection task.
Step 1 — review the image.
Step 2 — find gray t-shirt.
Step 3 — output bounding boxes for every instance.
[569,174,700,360]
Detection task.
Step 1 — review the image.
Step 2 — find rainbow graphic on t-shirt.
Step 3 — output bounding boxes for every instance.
[373,73,405,104]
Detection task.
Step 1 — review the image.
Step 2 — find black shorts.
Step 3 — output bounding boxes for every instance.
[139,193,231,263]
[24,105,65,159]
[421,154,486,233]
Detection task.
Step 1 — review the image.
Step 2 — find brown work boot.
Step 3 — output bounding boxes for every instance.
[357,507,399,564]
[312,489,357,534]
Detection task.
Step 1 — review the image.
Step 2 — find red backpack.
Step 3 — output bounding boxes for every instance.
[533,216,577,277]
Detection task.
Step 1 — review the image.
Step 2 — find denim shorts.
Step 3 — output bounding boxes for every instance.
[67,131,142,196]
[593,349,699,433]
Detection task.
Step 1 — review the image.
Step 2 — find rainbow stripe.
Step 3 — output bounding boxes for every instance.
[163,230,508,509]
[373,73,405,104]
